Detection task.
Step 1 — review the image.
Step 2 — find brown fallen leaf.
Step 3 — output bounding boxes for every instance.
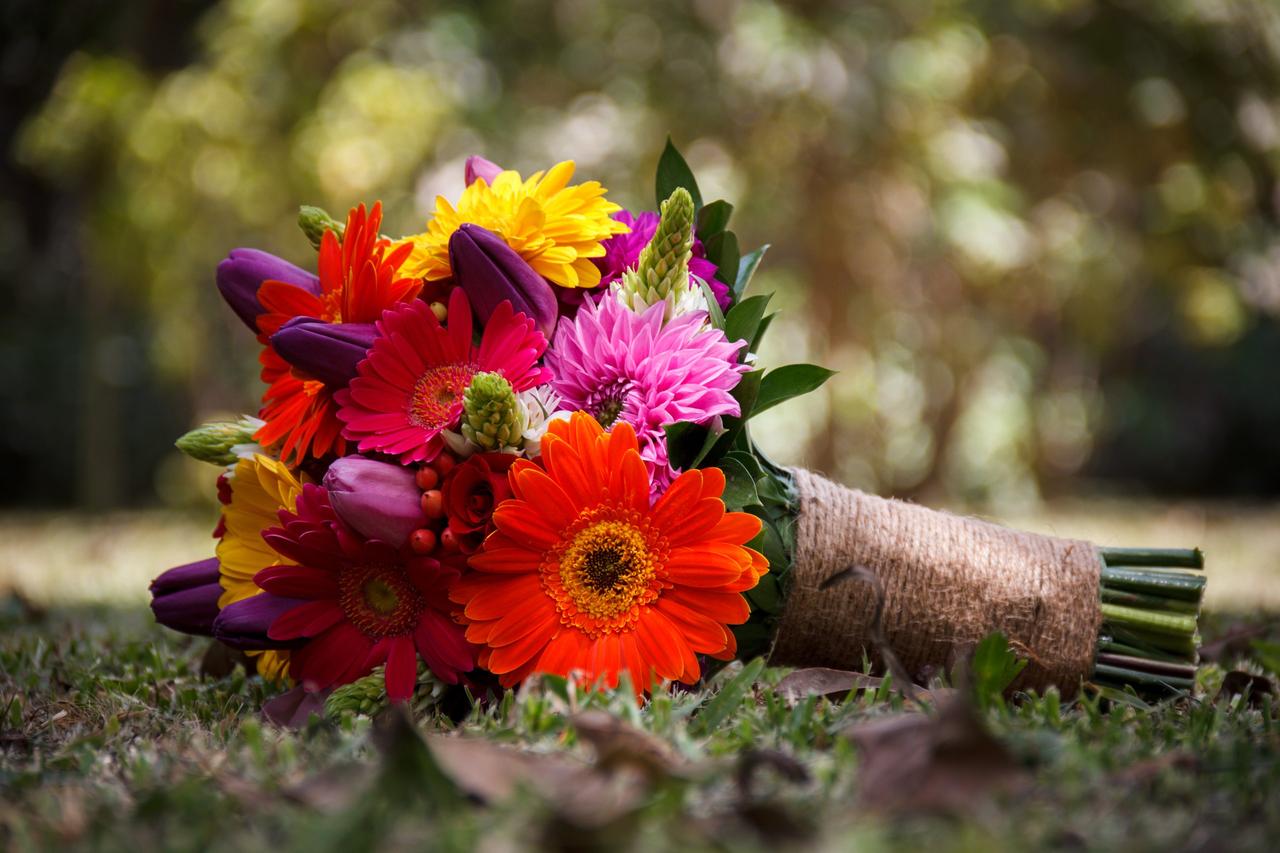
[775,668,885,702]
[843,694,1028,814]
[1114,751,1198,786]
[1216,670,1275,708]
[571,710,688,781]
[281,762,373,811]
[1199,622,1276,663]
[424,725,653,828]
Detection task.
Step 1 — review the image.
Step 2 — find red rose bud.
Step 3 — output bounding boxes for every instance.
[464,155,503,187]
[213,593,307,650]
[449,223,558,339]
[323,455,428,549]
[149,557,223,636]
[216,249,320,333]
[270,318,377,388]
[442,452,519,552]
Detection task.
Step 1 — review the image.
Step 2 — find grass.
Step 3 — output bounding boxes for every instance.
[2,508,1279,851]
[2,601,1278,851]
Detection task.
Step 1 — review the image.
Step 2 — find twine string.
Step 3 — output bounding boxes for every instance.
[770,469,1103,694]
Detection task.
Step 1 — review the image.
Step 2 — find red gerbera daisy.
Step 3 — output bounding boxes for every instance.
[254,484,476,700]
[336,287,551,464]
[449,412,769,695]
[255,203,421,465]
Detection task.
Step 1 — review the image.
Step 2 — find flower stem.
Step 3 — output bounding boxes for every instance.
[1093,545,1206,697]
[1099,547,1203,569]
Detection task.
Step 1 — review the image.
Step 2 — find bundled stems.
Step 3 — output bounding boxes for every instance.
[1093,547,1205,696]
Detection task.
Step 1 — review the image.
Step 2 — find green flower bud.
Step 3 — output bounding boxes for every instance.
[325,663,450,720]
[617,187,695,313]
[299,205,346,250]
[175,417,263,466]
[325,667,389,719]
[461,372,523,452]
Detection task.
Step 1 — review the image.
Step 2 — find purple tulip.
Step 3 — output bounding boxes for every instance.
[150,557,222,636]
[270,318,377,387]
[449,223,558,338]
[323,455,428,549]
[216,249,320,333]
[213,594,305,650]
[464,155,503,187]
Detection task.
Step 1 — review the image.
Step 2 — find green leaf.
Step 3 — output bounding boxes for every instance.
[698,278,725,329]
[724,450,763,479]
[753,364,837,416]
[718,456,761,510]
[704,230,740,286]
[655,137,702,211]
[723,294,771,350]
[664,420,726,471]
[969,632,1029,709]
[745,571,782,613]
[750,312,775,356]
[734,245,769,297]
[695,658,765,735]
[696,200,733,240]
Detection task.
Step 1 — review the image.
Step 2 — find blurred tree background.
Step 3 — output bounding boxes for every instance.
[4,0,1280,514]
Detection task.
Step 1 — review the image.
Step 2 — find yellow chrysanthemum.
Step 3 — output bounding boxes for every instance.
[397,161,629,288]
[217,454,304,682]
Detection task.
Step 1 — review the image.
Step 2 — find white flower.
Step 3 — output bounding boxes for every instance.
[517,385,570,456]
[611,274,711,326]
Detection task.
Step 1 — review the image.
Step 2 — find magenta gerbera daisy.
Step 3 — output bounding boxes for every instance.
[336,288,551,463]
[546,296,748,492]
[254,484,475,700]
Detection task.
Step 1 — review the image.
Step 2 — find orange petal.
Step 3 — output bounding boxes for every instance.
[664,587,751,625]
[492,502,561,550]
[460,573,544,622]
[698,467,726,500]
[487,608,559,674]
[634,609,696,682]
[711,512,762,545]
[468,546,541,574]
[510,469,578,529]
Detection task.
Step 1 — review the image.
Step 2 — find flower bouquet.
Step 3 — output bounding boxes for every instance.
[152,142,1206,718]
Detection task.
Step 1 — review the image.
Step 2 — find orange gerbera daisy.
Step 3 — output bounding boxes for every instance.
[450,412,768,695]
[254,203,421,465]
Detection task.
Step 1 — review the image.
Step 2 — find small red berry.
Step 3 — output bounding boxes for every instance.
[415,466,439,491]
[409,528,437,554]
[433,454,457,477]
[421,489,445,519]
[440,528,460,551]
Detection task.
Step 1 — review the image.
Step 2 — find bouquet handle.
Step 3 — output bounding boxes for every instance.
[769,469,1103,695]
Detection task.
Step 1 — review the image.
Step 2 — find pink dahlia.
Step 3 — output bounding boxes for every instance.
[255,484,475,699]
[546,296,747,493]
[595,211,729,310]
[336,288,551,464]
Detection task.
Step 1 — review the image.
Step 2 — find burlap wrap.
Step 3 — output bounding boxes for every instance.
[769,469,1103,694]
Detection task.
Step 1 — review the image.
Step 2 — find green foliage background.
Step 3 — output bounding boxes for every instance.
[4,0,1280,511]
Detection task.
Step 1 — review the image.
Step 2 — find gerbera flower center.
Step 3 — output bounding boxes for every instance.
[410,364,476,429]
[547,509,666,637]
[338,564,425,638]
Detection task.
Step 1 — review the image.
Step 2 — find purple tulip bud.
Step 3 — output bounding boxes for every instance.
[216,249,321,333]
[323,455,428,549]
[150,557,222,636]
[449,223,558,338]
[270,318,377,387]
[213,594,306,650]
[464,155,503,187]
